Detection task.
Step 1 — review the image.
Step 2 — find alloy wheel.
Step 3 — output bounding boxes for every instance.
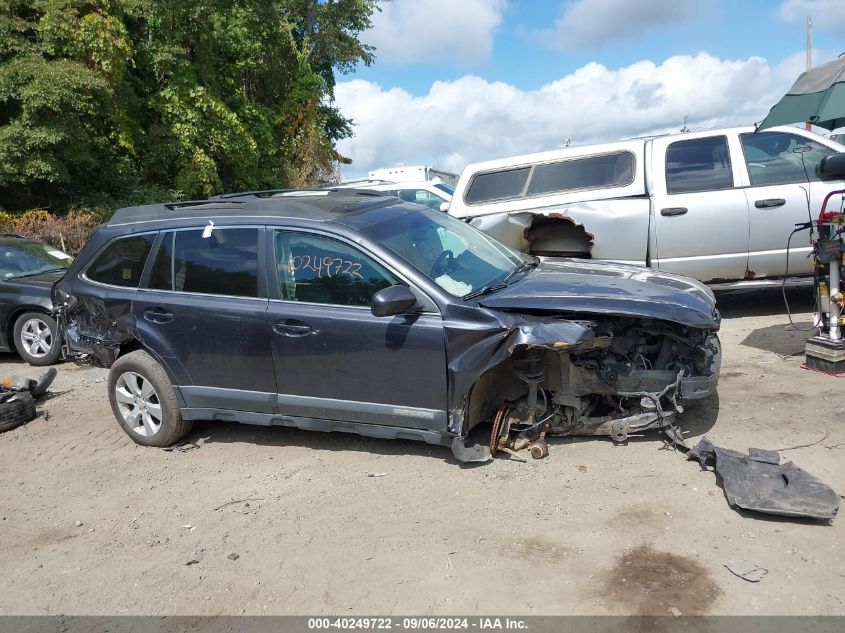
[114,372,163,437]
[20,318,53,359]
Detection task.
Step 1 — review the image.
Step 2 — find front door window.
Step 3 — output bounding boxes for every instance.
[740,131,835,186]
[274,231,398,306]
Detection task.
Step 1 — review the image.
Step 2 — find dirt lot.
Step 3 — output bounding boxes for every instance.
[0,288,843,616]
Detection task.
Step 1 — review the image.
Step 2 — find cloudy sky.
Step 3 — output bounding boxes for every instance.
[333,0,844,179]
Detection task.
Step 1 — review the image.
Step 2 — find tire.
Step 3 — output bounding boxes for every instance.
[107,350,192,447]
[13,312,62,366]
[0,391,36,433]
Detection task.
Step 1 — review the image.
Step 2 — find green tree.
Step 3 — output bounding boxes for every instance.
[0,0,378,210]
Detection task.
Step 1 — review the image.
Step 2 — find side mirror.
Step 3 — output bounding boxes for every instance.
[439,202,449,213]
[820,153,845,180]
[371,285,418,317]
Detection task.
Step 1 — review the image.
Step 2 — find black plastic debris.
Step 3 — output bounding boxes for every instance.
[687,436,839,521]
[0,368,57,433]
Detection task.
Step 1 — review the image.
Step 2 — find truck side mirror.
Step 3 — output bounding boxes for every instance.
[439,202,449,213]
[371,285,418,317]
[820,153,845,180]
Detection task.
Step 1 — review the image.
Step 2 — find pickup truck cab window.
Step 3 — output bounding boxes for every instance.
[275,231,397,306]
[147,228,259,297]
[85,234,155,288]
[740,131,835,186]
[665,135,733,194]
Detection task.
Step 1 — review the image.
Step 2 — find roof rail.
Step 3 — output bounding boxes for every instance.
[322,188,388,197]
[164,200,245,210]
[211,189,296,199]
[212,188,390,200]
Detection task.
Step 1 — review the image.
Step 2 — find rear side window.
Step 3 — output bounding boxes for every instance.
[526,152,634,196]
[148,228,259,297]
[86,235,154,287]
[465,167,530,204]
[665,136,733,194]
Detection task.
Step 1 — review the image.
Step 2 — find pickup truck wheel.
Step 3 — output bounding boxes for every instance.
[13,312,62,366]
[0,391,36,433]
[108,350,192,447]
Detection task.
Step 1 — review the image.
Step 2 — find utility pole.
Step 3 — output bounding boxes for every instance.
[806,16,813,131]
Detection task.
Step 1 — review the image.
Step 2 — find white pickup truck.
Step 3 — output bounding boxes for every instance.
[448,125,845,288]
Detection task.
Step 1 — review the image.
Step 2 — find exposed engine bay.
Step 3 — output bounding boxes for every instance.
[463,316,721,460]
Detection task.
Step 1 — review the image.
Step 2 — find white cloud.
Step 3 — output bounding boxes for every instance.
[537,0,707,50]
[778,0,845,30]
[362,0,506,66]
[335,52,810,179]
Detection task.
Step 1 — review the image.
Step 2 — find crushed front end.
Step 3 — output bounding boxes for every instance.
[458,314,721,461]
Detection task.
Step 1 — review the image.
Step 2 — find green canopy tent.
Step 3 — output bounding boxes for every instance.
[759,57,845,131]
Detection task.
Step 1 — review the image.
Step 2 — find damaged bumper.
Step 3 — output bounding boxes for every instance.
[56,306,123,367]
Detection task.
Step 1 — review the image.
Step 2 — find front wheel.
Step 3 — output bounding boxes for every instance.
[108,350,193,447]
[13,312,61,366]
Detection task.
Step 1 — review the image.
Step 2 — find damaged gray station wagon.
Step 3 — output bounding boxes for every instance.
[55,190,721,462]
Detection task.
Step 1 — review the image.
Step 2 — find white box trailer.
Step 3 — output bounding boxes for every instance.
[368,165,458,187]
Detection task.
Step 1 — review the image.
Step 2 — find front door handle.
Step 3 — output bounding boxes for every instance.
[660,207,688,217]
[143,307,174,324]
[754,198,786,209]
[273,319,313,337]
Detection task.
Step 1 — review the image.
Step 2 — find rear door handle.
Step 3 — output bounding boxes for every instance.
[143,307,174,324]
[660,207,688,217]
[754,198,786,209]
[273,319,313,337]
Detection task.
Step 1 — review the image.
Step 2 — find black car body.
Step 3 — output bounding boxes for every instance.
[0,234,71,365]
[55,191,721,461]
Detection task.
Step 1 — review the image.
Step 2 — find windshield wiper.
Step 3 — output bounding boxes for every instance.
[462,281,509,301]
[10,267,68,279]
[501,256,539,284]
[462,257,539,301]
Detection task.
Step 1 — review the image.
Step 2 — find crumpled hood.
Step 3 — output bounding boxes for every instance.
[479,258,719,329]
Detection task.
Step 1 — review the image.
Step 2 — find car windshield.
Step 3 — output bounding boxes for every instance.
[362,208,524,298]
[0,241,73,279]
[434,183,454,196]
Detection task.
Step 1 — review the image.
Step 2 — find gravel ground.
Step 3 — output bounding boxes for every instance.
[0,288,843,616]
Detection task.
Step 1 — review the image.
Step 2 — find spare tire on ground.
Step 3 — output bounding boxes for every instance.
[0,391,36,433]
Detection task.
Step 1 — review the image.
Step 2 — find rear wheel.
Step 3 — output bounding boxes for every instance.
[13,312,61,366]
[108,350,192,447]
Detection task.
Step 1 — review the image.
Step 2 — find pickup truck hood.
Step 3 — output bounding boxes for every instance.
[478,258,719,329]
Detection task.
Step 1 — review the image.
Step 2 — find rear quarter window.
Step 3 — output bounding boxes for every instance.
[85,234,155,287]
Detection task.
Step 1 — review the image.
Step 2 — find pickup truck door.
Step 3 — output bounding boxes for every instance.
[738,130,844,279]
[649,133,750,282]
